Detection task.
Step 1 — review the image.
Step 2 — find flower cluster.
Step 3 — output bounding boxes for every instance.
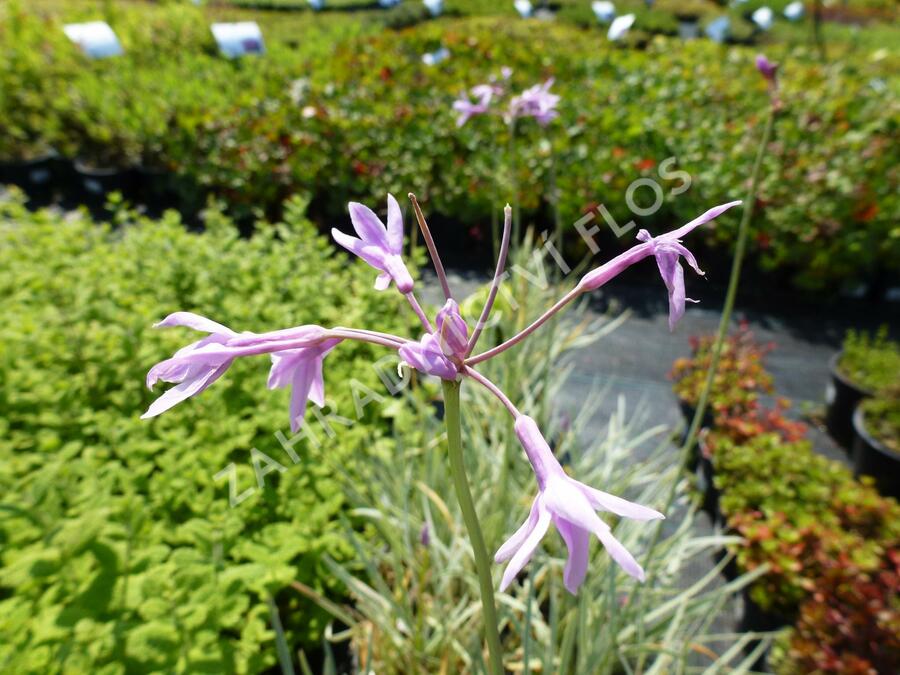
[143,192,740,592]
[452,68,559,128]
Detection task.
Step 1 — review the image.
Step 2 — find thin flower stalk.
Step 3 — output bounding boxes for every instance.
[631,66,779,671]
[466,204,512,357]
[408,193,453,301]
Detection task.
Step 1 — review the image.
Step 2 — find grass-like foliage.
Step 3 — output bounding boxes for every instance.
[301,253,768,672]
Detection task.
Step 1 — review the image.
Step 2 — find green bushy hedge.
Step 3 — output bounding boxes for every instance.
[1,3,898,290]
[0,190,419,673]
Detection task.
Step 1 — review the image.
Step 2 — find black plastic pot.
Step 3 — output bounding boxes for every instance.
[0,154,74,207]
[73,160,136,209]
[825,352,873,449]
[739,588,790,672]
[739,587,789,633]
[677,398,714,470]
[677,19,700,40]
[852,407,900,500]
[695,450,723,526]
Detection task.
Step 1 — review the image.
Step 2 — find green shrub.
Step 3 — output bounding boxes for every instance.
[669,323,773,417]
[0,189,420,673]
[1,5,898,290]
[673,326,900,634]
[839,326,900,393]
[771,547,900,675]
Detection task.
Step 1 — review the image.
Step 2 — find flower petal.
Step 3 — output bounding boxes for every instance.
[385,193,404,254]
[578,484,665,521]
[661,258,686,331]
[348,202,390,247]
[495,497,541,563]
[666,201,742,241]
[308,356,326,408]
[374,272,391,291]
[154,312,235,335]
[499,502,551,591]
[331,228,388,270]
[593,526,646,582]
[141,362,231,419]
[555,517,591,594]
[288,360,317,432]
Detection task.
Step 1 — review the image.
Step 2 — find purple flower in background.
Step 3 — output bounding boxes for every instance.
[495,416,663,593]
[755,54,777,84]
[509,79,559,126]
[755,54,782,110]
[331,194,414,293]
[419,522,431,547]
[267,339,341,432]
[399,332,458,380]
[435,299,469,360]
[578,201,742,330]
[452,84,500,126]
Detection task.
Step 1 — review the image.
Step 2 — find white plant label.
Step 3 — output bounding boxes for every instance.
[210,22,265,59]
[63,21,124,59]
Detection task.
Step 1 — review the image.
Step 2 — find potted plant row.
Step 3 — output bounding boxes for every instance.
[671,326,900,667]
[853,393,900,500]
[826,327,899,448]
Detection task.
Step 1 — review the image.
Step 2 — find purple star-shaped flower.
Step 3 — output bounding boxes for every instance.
[331,194,414,293]
[578,201,742,330]
[267,339,341,432]
[143,312,330,419]
[496,416,663,594]
[509,79,559,126]
[452,84,500,127]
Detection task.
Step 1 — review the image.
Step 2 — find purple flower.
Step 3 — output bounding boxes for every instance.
[143,313,329,419]
[419,523,431,547]
[452,85,498,127]
[331,194,414,293]
[142,312,239,419]
[755,54,777,84]
[399,332,458,380]
[496,416,663,593]
[435,299,469,360]
[578,201,742,330]
[267,339,341,432]
[509,79,559,126]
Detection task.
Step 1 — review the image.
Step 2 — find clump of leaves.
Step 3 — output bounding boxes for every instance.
[0,189,420,673]
[839,326,900,393]
[772,548,900,674]
[729,509,898,618]
[670,322,773,418]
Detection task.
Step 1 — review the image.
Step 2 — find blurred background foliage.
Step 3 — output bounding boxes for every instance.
[1,0,897,291]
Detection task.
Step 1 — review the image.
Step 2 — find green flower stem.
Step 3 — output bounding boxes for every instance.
[633,108,775,674]
[679,108,775,470]
[508,119,520,247]
[442,379,504,675]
